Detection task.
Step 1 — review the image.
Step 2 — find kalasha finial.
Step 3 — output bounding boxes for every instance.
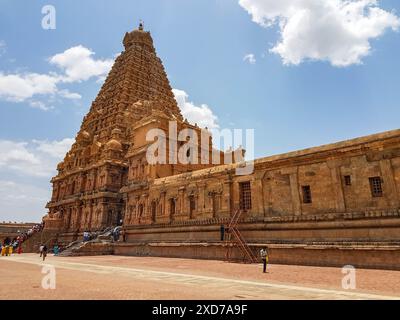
[139,20,144,31]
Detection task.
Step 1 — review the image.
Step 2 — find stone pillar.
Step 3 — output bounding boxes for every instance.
[253,171,266,217]
[77,203,83,231]
[161,191,166,217]
[327,160,346,212]
[88,200,94,230]
[178,187,185,216]
[262,173,273,217]
[282,167,301,216]
[143,193,149,223]
[232,180,240,211]
[123,194,129,225]
[380,159,400,207]
[220,178,232,217]
[197,183,207,216]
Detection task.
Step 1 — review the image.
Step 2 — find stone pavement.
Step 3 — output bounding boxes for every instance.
[1,254,399,300]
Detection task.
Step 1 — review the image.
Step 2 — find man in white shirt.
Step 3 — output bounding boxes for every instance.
[260,247,269,273]
[39,244,44,257]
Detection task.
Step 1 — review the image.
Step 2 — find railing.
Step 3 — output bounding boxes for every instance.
[226,209,258,264]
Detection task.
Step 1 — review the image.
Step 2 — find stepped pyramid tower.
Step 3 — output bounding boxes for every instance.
[44,23,217,235]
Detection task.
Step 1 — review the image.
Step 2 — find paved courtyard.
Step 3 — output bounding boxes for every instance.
[0,254,399,300]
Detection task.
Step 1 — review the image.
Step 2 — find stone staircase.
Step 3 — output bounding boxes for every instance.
[21,230,59,253]
[58,228,116,257]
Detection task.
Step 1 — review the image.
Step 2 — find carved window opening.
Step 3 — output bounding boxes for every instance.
[211,193,218,217]
[344,175,352,186]
[169,198,176,217]
[302,185,312,204]
[369,177,383,197]
[151,201,157,222]
[239,181,252,211]
[189,195,195,218]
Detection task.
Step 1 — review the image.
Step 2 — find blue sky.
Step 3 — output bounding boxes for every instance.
[0,0,399,222]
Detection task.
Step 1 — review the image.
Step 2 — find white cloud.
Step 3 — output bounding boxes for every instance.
[0,138,73,222]
[50,45,114,82]
[0,140,45,176]
[29,100,54,111]
[0,180,50,222]
[0,138,73,177]
[58,89,82,100]
[34,138,75,158]
[0,45,114,109]
[173,89,219,129]
[243,53,256,64]
[0,72,59,102]
[239,0,400,67]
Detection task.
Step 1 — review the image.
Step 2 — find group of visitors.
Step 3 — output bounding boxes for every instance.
[82,227,126,243]
[1,237,13,256]
[1,222,44,257]
[38,243,62,261]
[83,231,92,242]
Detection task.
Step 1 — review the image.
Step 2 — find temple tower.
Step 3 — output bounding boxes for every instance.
[45,23,185,235]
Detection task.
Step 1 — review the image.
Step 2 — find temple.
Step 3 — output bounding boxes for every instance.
[41,24,400,270]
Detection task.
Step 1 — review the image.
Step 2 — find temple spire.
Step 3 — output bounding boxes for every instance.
[138,20,144,31]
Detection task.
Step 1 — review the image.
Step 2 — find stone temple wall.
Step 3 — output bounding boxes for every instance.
[121,128,400,237]
[0,223,37,242]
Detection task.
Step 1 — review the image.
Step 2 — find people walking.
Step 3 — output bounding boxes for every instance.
[42,244,48,261]
[260,247,269,273]
[53,244,59,256]
[39,244,44,257]
[112,227,120,242]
